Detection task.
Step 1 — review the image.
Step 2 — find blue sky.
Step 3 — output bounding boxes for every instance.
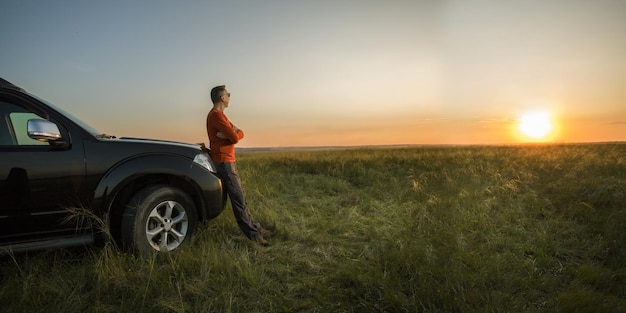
[2,0,625,146]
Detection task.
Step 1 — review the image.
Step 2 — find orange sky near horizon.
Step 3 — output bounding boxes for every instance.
[131,111,624,147]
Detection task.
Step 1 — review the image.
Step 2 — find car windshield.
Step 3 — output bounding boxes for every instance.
[36,96,103,137]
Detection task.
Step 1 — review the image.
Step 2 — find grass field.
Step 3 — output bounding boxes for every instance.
[1,144,625,312]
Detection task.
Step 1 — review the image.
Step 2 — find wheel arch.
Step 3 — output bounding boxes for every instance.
[92,154,224,244]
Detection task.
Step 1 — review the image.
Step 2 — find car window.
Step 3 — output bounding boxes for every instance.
[0,101,49,146]
[10,112,49,145]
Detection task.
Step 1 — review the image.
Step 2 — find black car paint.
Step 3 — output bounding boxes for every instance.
[0,78,225,253]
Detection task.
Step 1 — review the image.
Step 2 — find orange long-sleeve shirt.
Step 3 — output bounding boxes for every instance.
[206,108,244,162]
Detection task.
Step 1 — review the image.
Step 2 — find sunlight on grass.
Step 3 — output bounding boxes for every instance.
[1,144,625,312]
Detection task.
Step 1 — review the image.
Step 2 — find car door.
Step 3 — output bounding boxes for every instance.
[0,96,87,243]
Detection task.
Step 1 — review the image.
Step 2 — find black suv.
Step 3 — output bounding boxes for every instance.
[0,78,225,255]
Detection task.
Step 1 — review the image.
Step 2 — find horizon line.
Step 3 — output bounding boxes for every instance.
[237,141,626,152]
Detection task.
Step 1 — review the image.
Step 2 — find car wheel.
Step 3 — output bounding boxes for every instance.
[121,185,198,255]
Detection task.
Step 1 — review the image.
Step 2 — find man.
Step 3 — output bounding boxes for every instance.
[206,85,270,246]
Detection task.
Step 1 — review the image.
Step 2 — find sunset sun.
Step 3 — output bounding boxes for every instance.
[517,111,554,141]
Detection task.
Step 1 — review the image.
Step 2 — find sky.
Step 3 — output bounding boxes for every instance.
[1,0,624,147]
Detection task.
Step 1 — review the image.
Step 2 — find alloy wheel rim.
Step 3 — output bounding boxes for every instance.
[145,200,189,252]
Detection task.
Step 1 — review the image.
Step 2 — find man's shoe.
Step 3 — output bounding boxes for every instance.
[260,228,272,238]
[252,234,269,247]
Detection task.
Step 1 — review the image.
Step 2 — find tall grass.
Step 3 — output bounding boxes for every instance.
[1,144,624,312]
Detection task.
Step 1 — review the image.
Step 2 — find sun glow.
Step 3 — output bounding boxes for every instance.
[517,111,554,141]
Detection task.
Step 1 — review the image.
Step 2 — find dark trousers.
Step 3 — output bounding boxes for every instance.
[214,162,262,239]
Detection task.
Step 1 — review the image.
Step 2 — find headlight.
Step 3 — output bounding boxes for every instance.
[193,153,216,173]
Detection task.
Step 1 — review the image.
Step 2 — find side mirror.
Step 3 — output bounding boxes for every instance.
[27,119,62,142]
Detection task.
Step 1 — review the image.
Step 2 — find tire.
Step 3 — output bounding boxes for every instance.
[121,185,198,255]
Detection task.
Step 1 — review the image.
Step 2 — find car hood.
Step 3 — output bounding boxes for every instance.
[98,137,205,156]
[116,137,201,149]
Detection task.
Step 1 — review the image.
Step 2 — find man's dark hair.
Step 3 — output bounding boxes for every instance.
[210,85,226,104]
